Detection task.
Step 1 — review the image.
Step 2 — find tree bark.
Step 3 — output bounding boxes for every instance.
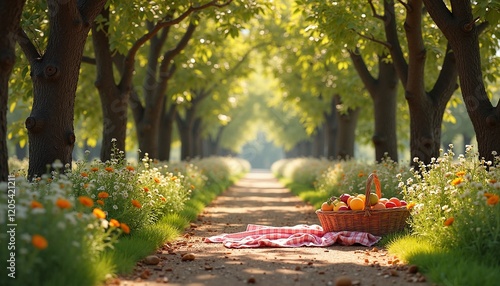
[335,96,360,160]
[323,97,338,159]
[423,0,500,163]
[91,7,128,161]
[17,0,106,178]
[157,104,176,161]
[382,0,457,167]
[0,0,25,181]
[350,51,399,162]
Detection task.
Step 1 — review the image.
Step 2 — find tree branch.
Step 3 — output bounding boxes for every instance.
[348,49,377,93]
[81,56,96,65]
[429,43,458,102]
[355,31,392,49]
[422,0,453,29]
[16,28,41,64]
[368,0,385,21]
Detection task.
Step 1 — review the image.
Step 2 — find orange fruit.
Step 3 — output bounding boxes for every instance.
[321,201,333,211]
[357,194,366,202]
[347,196,355,206]
[349,197,365,211]
[371,202,386,210]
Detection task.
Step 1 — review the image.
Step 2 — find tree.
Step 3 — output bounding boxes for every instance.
[422,0,500,163]
[17,0,106,178]
[0,0,25,181]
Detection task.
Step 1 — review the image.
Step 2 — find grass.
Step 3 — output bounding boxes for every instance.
[100,177,235,277]
[284,180,500,286]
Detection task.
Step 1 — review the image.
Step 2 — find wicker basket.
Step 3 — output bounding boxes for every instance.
[316,173,410,236]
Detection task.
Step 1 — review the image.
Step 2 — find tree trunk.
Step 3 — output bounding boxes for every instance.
[92,7,128,161]
[350,51,399,162]
[311,126,325,158]
[335,96,360,160]
[0,0,25,181]
[157,104,176,161]
[383,0,457,167]
[323,97,338,159]
[192,117,202,158]
[423,0,500,163]
[18,0,106,178]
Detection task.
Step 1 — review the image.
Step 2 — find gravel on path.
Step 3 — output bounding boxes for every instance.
[112,171,432,286]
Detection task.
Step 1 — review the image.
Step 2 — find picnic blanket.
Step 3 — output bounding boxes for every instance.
[204,224,381,248]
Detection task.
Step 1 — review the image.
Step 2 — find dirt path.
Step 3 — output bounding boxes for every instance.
[115,171,431,286]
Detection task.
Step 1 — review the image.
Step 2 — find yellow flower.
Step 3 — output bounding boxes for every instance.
[105,167,114,173]
[109,219,120,228]
[451,178,463,186]
[32,234,48,250]
[92,208,106,219]
[78,196,94,207]
[171,176,177,181]
[154,177,160,184]
[444,217,454,226]
[131,199,142,208]
[55,198,72,209]
[406,202,416,210]
[98,192,109,199]
[31,200,43,209]
[120,223,130,234]
[456,171,466,177]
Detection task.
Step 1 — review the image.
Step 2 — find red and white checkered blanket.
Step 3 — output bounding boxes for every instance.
[204,224,381,248]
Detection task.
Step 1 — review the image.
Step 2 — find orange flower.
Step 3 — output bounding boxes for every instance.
[451,178,463,186]
[143,187,149,192]
[96,199,104,206]
[91,167,99,172]
[131,199,142,208]
[80,172,89,178]
[105,167,114,173]
[83,183,89,189]
[126,166,135,171]
[487,194,499,206]
[46,178,53,183]
[120,223,130,234]
[31,200,43,209]
[358,172,365,178]
[171,176,177,181]
[92,208,106,219]
[160,196,166,202]
[55,198,72,209]
[190,185,195,190]
[444,217,454,226]
[78,196,94,207]
[109,219,120,227]
[98,192,109,199]
[456,171,466,177]
[32,234,48,250]
[488,179,497,184]
[154,177,160,184]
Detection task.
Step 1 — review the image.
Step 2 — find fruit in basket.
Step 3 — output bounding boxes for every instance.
[333,201,348,211]
[371,202,386,210]
[368,192,379,206]
[321,201,334,211]
[337,205,350,211]
[349,197,365,210]
[389,197,402,207]
[385,201,397,208]
[339,193,351,204]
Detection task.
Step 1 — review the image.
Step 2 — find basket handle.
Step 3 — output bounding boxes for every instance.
[364,173,381,210]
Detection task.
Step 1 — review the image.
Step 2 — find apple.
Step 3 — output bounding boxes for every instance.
[389,197,402,207]
[334,201,348,211]
[337,205,350,211]
[371,202,386,210]
[400,200,407,206]
[368,192,379,206]
[321,201,334,211]
[339,193,351,204]
[385,201,397,208]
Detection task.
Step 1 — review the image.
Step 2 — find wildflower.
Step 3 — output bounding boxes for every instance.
[143,187,149,192]
[78,196,94,207]
[109,219,120,228]
[91,167,99,172]
[120,223,130,234]
[190,185,195,190]
[154,177,161,183]
[358,172,364,177]
[83,183,89,189]
[171,176,177,181]
[96,200,104,206]
[488,179,497,184]
[486,194,499,206]
[31,201,43,209]
[444,217,454,226]
[105,167,114,173]
[126,166,135,171]
[406,202,416,210]
[160,196,166,202]
[456,171,466,177]
[92,208,106,219]
[131,199,142,208]
[113,205,118,210]
[98,192,110,199]
[55,198,72,209]
[80,172,89,178]
[451,177,463,186]
[32,234,48,250]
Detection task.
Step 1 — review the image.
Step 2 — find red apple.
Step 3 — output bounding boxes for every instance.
[339,193,351,204]
[400,200,407,206]
[337,205,350,211]
[385,201,397,208]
